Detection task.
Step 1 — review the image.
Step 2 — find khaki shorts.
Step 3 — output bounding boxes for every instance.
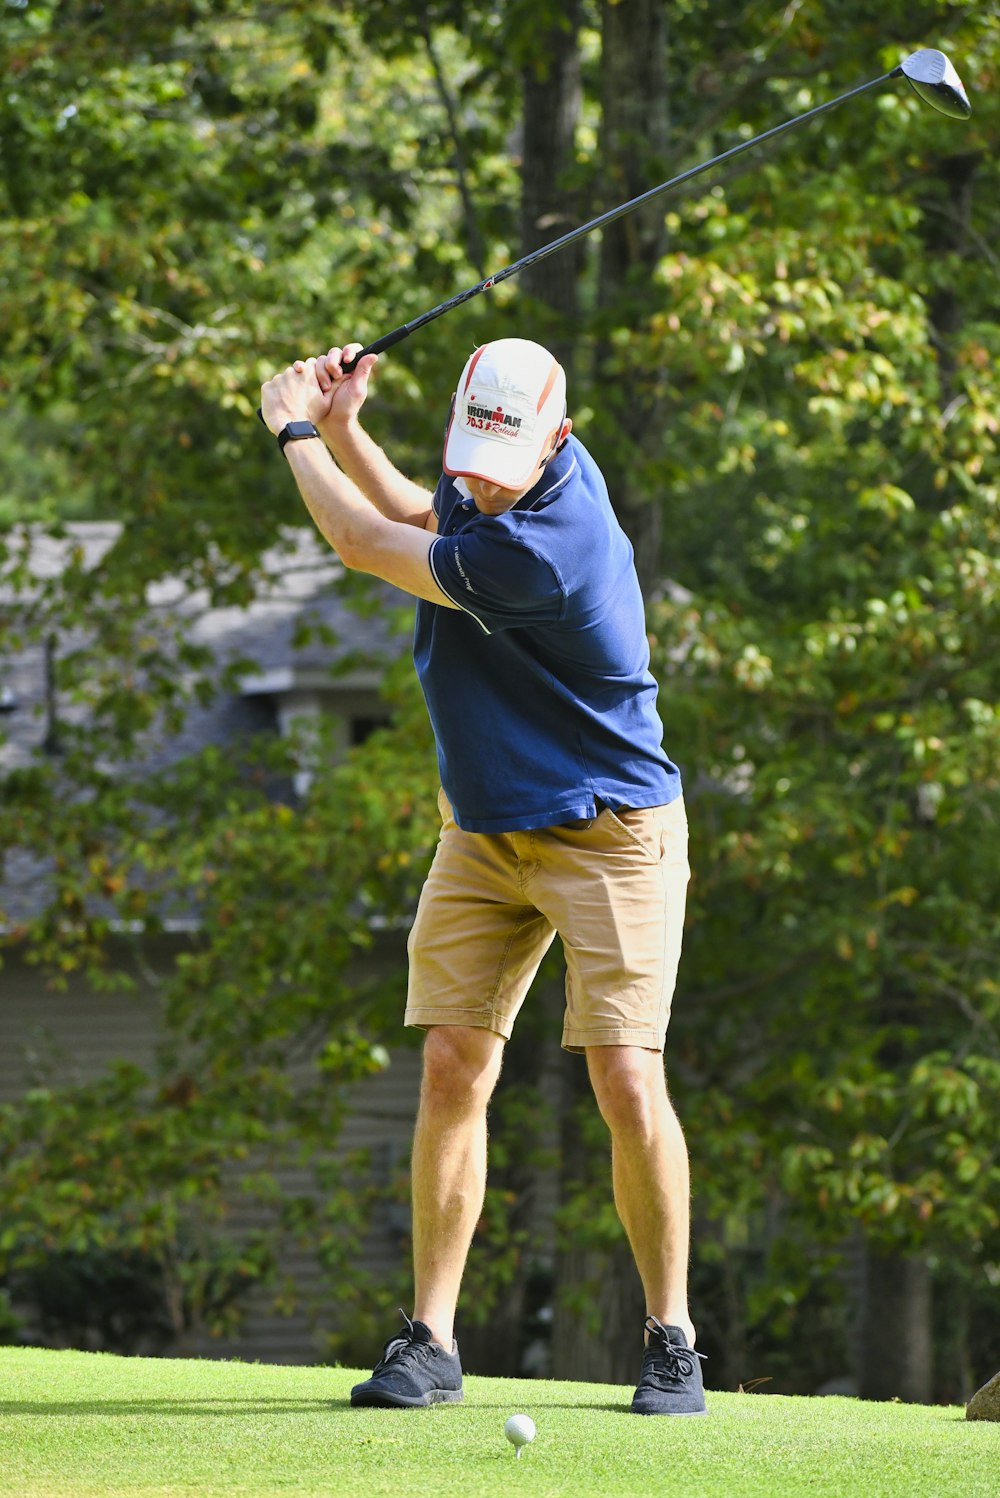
[405,790,690,1052]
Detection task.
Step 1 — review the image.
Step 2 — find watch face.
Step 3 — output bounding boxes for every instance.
[278,421,320,451]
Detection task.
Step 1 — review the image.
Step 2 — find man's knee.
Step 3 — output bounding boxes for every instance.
[420,1024,504,1111]
[586,1045,670,1135]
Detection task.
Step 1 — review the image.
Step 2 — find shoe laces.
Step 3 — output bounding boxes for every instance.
[373,1311,434,1375]
[641,1315,707,1385]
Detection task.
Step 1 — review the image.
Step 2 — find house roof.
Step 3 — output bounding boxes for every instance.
[1,523,411,759]
[0,524,413,926]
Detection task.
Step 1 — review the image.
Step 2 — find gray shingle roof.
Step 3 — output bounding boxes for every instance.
[1,524,413,925]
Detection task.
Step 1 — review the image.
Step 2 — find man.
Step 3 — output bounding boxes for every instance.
[259,337,706,1416]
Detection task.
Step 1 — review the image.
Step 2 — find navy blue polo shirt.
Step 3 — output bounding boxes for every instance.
[414,434,681,832]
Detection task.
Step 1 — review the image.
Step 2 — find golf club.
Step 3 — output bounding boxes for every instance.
[333,48,970,373]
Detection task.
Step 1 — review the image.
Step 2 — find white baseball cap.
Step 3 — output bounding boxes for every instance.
[443,338,567,489]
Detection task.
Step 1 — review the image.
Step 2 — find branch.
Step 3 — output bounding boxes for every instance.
[420,26,487,280]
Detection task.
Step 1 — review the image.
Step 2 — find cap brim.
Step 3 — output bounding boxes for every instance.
[442,418,550,490]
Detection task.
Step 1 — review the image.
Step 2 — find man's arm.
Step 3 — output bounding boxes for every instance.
[260,358,455,605]
[313,343,436,531]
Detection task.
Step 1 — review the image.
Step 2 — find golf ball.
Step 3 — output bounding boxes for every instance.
[504,1413,536,1456]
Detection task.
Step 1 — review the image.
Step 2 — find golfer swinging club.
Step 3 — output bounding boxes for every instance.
[260,336,706,1416]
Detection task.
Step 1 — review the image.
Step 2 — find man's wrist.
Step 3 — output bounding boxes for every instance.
[277,419,321,454]
[317,410,361,451]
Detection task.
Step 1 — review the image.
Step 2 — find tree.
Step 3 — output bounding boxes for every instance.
[3,0,999,1393]
[627,3,1000,1395]
[0,0,491,1344]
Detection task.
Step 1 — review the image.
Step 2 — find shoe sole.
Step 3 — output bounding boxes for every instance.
[631,1405,709,1416]
[350,1389,464,1408]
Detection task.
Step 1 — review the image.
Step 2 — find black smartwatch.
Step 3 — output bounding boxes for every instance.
[277,420,321,454]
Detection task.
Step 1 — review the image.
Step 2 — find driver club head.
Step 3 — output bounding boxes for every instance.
[899,48,972,119]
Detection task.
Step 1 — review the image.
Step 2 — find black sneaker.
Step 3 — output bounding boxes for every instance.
[631,1316,708,1415]
[350,1313,464,1408]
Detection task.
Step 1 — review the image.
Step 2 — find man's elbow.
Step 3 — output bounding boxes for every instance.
[336,512,397,575]
[336,527,390,577]
[322,517,372,573]
[335,538,368,573]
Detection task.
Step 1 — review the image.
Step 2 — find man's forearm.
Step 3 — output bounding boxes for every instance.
[284,439,386,562]
[282,439,455,608]
[319,415,433,527]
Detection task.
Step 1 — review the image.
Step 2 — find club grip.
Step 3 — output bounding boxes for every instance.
[342,323,415,372]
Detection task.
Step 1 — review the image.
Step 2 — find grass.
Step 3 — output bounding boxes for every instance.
[0,1347,997,1498]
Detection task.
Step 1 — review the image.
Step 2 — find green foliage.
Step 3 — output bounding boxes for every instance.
[645,228,1000,1322]
[2,0,1000,1382]
[0,585,443,1339]
[0,0,511,1349]
[574,3,1000,1382]
[0,0,519,571]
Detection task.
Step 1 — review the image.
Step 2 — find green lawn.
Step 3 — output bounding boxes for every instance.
[0,1346,996,1498]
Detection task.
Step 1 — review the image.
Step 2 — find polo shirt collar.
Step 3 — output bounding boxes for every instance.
[513,439,577,512]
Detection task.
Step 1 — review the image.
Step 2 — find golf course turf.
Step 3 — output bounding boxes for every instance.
[0,1346,997,1497]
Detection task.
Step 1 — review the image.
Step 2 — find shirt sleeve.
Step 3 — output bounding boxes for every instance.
[428,524,565,632]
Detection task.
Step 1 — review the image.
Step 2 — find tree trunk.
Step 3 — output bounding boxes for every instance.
[550,1239,645,1385]
[518,3,650,1386]
[456,17,584,1376]
[857,1244,933,1403]
[925,148,979,418]
[515,5,677,1386]
[597,0,669,311]
[595,0,671,591]
[519,4,582,373]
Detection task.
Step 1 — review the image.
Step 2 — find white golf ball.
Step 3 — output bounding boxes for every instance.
[504,1413,536,1456]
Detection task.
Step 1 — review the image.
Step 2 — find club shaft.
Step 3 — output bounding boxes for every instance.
[344,67,899,371]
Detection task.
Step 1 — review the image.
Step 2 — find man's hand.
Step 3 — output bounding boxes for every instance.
[260,343,378,438]
[259,358,330,435]
[313,343,378,431]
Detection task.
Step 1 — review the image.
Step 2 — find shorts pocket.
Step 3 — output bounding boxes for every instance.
[600,807,664,865]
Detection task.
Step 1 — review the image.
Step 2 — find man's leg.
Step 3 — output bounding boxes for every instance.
[350,1023,505,1408]
[411,1023,506,1347]
[585,1044,694,1348]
